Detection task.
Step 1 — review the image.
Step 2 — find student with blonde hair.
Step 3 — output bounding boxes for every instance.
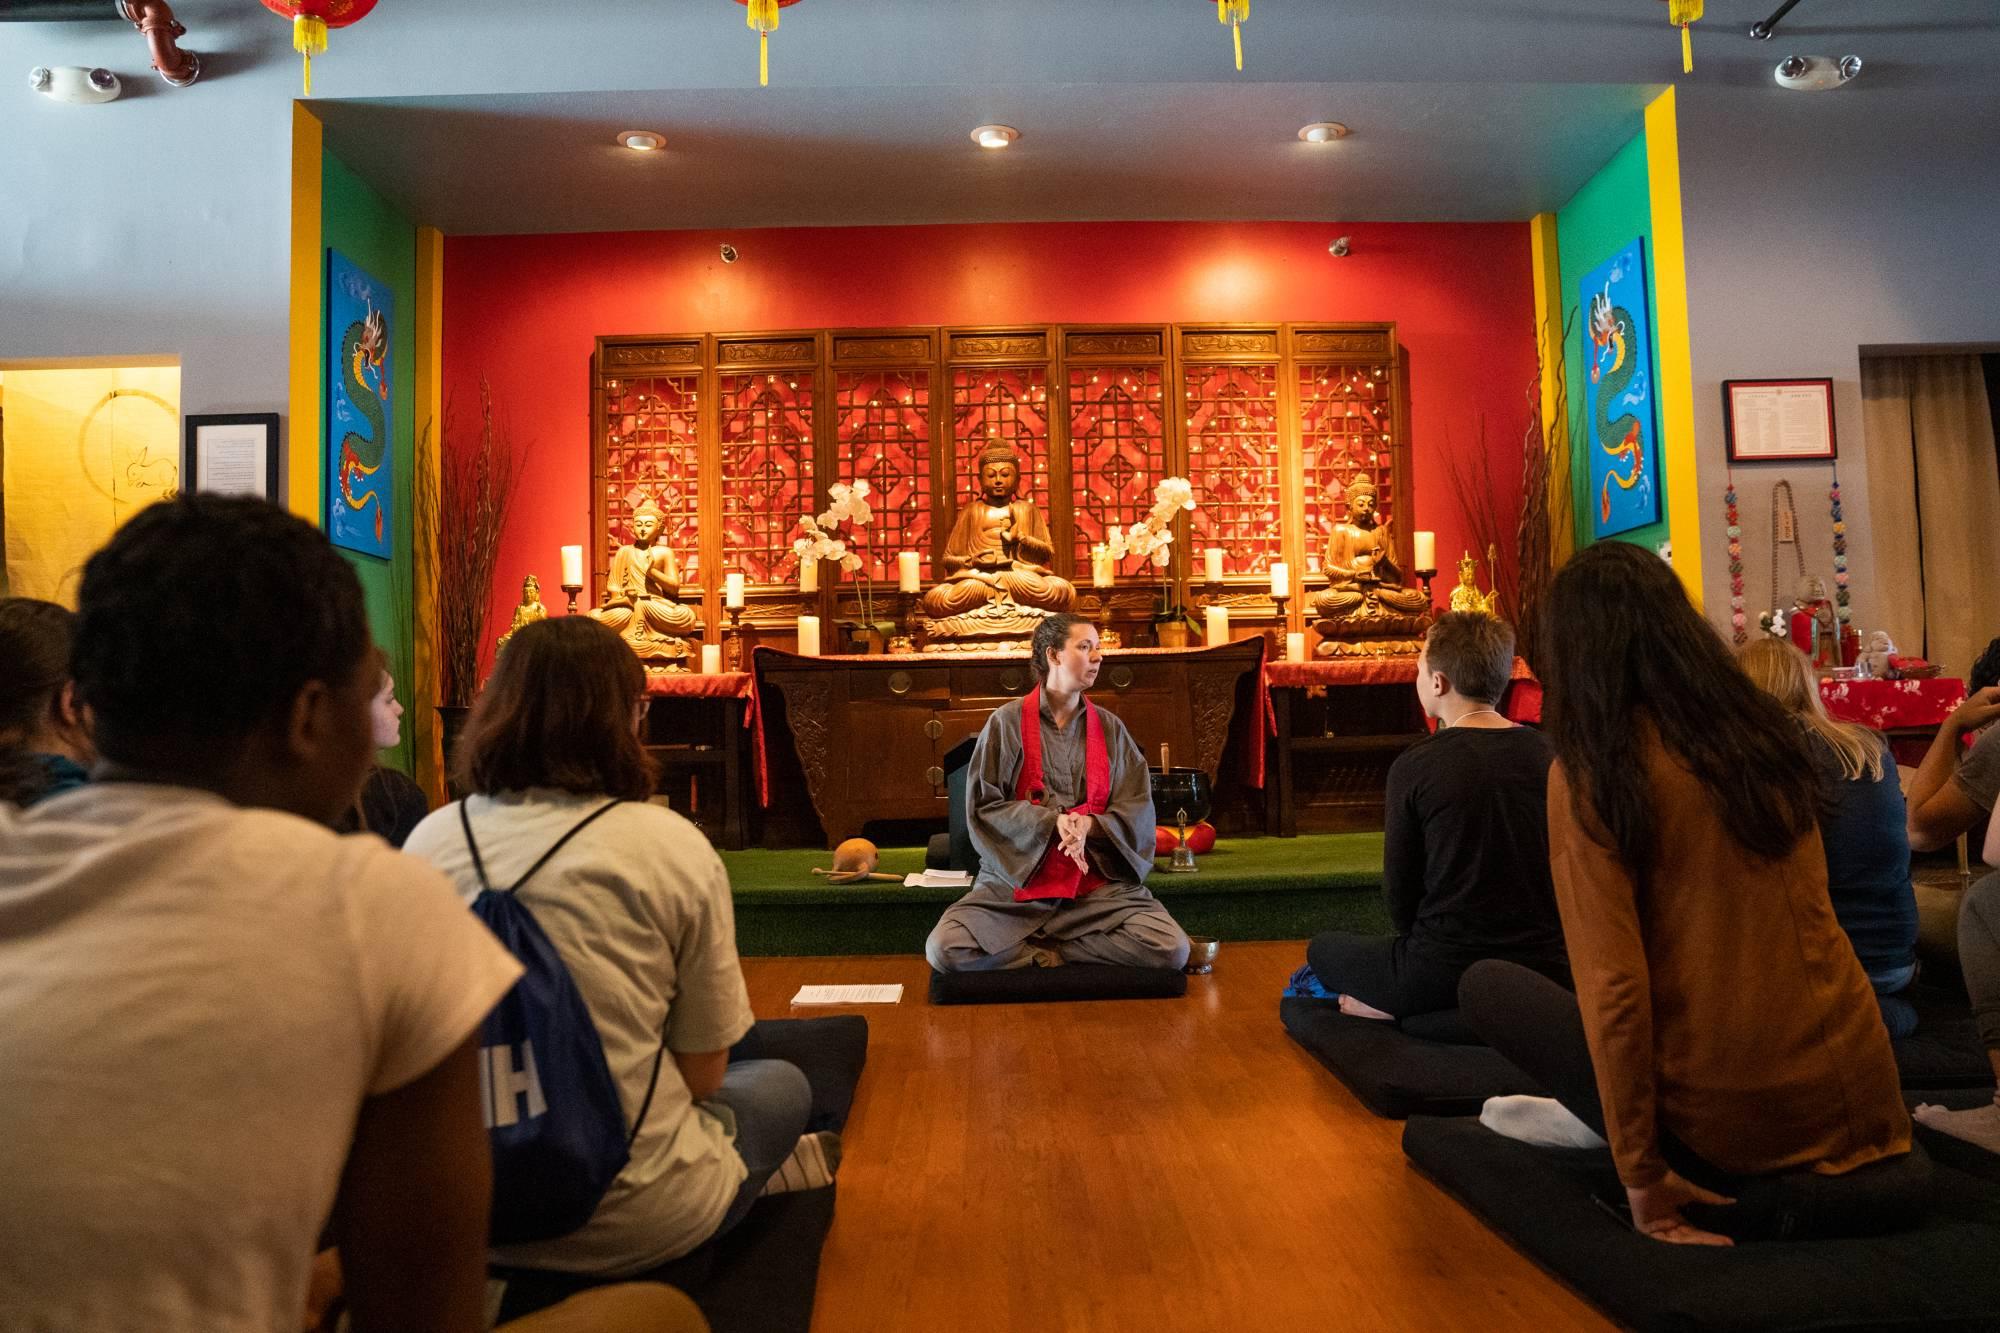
[1737,638,1920,1038]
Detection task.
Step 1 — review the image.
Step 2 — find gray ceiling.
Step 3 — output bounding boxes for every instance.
[304,0,2000,234]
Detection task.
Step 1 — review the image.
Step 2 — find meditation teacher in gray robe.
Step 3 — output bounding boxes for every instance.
[925,613,1193,972]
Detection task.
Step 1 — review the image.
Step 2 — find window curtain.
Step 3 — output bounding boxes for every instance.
[1860,355,2000,681]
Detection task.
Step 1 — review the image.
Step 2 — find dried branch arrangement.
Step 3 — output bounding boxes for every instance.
[422,379,519,708]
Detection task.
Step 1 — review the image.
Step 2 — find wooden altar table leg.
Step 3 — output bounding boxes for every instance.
[722,696,747,851]
[1267,686,1297,838]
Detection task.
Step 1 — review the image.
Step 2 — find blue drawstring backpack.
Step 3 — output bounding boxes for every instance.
[460,799,667,1245]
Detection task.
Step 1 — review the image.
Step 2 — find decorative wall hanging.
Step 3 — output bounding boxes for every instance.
[184,412,280,501]
[1830,473,1850,627]
[1580,238,1662,539]
[1723,377,1837,461]
[260,0,377,95]
[735,0,803,87]
[1215,0,1249,71]
[1723,477,1745,644]
[1663,0,1703,72]
[325,248,394,558]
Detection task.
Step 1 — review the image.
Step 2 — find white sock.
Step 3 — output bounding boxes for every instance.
[1480,1095,1608,1150]
[758,1130,843,1196]
[1913,1101,2000,1154]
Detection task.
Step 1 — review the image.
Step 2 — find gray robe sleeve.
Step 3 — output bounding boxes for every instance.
[1085,710,1156,886]
[967,699,1061,892]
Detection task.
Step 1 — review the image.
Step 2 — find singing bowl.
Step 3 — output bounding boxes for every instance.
[1184,936,1221,975]
[1150,767,1214,830]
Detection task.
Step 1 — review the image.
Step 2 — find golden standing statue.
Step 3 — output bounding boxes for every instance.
[1309,474,1434,656]
[921,443,1076,647]
[496,574,548,653]
[1448,549,1502,617]
[589,499,701,666]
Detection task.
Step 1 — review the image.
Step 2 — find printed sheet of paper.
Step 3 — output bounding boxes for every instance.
[790,984,905,1006]
[905,870,974,888]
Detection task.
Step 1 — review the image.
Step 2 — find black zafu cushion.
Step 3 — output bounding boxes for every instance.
[1893,1012,1996,1090]
[1403,1115,2000,1333]
[927,964,1187,1005]
[729,1014,870,1134]
[1281,996,1543,1119]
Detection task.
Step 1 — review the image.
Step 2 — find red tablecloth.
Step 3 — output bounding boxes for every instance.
[642,670,754,698]
[1262,656,1541,734]
[1818,676,1966,731]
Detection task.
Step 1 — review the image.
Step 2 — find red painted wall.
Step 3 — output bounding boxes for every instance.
[444,220,1538,662]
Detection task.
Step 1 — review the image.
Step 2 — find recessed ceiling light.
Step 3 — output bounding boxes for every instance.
[1298,122,1350,144]
[970,124,1020,150]
[617,130,666,152]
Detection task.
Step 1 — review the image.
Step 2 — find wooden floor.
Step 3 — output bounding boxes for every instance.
[741,941,1613,1333]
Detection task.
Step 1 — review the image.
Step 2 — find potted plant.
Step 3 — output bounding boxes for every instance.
[418,380,518,793]
[1109,476,1199,647]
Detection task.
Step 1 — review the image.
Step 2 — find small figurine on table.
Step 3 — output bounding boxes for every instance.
[496,573,548,653]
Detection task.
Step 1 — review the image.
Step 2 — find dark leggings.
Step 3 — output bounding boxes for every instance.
[1458,959,1931,1241]
[1307,932,1570,1019]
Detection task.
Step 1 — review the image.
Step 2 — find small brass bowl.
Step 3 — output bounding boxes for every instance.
[1184,936,1220,975]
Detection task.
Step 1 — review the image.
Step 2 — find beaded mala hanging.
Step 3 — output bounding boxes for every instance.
[1770,478,1806,616]
[1724,476,1745,644]
[1831,473,1851,627]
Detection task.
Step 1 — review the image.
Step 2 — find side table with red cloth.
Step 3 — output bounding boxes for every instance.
[1261,656,1539,836]
[642,670,755,848]
[1819,676,1967,768]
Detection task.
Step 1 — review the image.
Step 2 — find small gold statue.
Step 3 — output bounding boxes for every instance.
[921,442,1077,649]
[588,498,701,667]
[496,573,548,652]
[1308,474,1434,656]
[1448,548,1502,617]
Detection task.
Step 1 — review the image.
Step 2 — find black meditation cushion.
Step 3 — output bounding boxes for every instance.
[928,964,1187,1005]
[495,1015,869,1333]
[1893,994,1996,1090]
[1280,996,1543,1119]
[1402,1115,2000,1333]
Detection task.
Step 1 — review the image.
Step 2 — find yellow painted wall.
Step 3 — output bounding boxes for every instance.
[1,365,181,605]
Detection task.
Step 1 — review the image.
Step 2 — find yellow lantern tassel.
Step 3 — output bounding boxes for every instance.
[746,0,779,87]
[1667,0,1702,73]
[293,13,327,96]
[1218,0,1248,72]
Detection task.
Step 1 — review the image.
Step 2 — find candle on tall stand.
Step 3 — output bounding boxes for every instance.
[560,545,585,615]
[891,551,922,654]
[1090,543,1121,649]
[1268,560,1291,652]
[723,572,747,670]
[1413,530,1438,610]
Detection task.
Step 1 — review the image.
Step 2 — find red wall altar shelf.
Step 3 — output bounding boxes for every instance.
[443,219,1539,672]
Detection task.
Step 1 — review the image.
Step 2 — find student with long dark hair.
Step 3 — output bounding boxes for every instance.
[0,597,95,806]
[404,616,812,1286]
[1461,541,1918,1246]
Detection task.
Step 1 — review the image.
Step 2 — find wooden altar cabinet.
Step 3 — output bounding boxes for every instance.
[755,639,1266,847]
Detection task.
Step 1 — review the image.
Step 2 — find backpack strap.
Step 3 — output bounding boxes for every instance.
[458,797,626,895]
[459,795,667,1147]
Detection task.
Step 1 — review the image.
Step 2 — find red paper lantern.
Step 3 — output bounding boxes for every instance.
[733,0,804,87]
[260,0,378,95]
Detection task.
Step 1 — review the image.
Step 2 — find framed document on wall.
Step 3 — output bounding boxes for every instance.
[183,412,280,500]
[1723,378,1837,462]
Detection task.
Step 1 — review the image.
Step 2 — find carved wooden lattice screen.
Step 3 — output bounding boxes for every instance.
[711,337,818,589]
[1294,326,1405,579]
[831,332,936,583]
[1181,328,1283,579]
[602,364,702,579]
[1065,329,1170,576]
[945,330,1053,535]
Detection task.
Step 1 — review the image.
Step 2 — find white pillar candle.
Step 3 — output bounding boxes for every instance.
[560,545,584,588]
[700,643,723,674]
[1414,530,1437,572]
[1285,631,1307,664]
[723,572,746,609]
[1204,604,1230,646]
[800,559,819,594]
[797,614,821,656]
[1270,561,1291,599]
[897,550,922,594]
[1091,544,1113,588]
[1204,547,1225,583]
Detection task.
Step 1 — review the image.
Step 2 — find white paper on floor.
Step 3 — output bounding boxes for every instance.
[791,984,905,1005]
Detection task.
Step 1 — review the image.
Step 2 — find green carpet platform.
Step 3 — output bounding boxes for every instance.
[721,833,1389,956]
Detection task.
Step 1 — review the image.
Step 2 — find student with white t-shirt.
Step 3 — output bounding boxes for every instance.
[405,616,812,1303]
[0,496,523,1332]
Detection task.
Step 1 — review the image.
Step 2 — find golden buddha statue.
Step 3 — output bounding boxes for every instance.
[921,443,1076,647]
[589,499,700,667]
[496,574,548,653]
[1309,474,1434,656]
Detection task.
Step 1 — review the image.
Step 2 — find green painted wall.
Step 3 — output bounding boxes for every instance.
[1556,130,1671,556]
[322,150,417,775]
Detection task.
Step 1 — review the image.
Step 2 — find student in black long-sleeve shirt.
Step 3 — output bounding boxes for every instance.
[1304,613,1569,1019]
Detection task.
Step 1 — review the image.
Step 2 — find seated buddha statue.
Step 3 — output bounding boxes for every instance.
[589,499,701,667]
[921,443,1076,646]
[1309,475,1434,656]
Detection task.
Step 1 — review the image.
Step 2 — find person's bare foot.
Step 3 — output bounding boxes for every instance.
[1338,993,1394,1021]
[1913,1100,2000,1154]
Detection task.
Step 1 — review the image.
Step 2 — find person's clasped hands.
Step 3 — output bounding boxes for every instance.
[1056,809,1094,870]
